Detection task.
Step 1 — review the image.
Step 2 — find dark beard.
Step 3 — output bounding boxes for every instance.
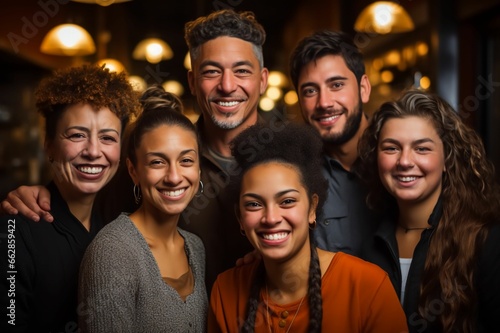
[322,102,363,145]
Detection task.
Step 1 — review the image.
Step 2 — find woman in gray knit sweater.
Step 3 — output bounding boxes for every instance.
[78,86,208,332]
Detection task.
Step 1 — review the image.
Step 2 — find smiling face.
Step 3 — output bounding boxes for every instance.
[188,36,268,130]
[377,116,446,209]
[46,104,121,198]
[238,162,318,263]
[297,54,370,145]
[127,124,200,217]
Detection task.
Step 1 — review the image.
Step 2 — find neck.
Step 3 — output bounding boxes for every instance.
[202,112,258,158]
[397,195,439,230]
[323,115,368,171]
[263,245,310,303]
[130,204,180,242]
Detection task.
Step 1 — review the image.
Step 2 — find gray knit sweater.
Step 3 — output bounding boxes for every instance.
[78,214,208,332]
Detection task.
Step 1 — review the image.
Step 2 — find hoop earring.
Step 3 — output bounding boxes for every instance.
[309,219,317,230]
[195,180,204,197]
[240,229,246,237]
[133,184,142,204]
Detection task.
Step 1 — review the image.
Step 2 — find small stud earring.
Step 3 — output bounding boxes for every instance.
[309,219,317,230]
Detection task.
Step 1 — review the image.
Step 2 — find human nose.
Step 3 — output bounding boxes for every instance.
[219,70,237,94]
[262,205,282,225]
[397,148,415,168]
[82,137,102,159]
[164,164,182,185]
[316,90,334,110]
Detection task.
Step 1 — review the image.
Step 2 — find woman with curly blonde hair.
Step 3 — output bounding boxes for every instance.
[358,89,500,332]
[0,65,140,332]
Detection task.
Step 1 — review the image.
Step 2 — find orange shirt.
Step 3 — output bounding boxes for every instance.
[209,252,408,333]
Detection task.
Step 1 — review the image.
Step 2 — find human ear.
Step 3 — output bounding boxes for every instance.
[126,158,139,185]
[259,67,269,95]
[308,194,319,223]
[187,70,196,96]
[359,74,371,104]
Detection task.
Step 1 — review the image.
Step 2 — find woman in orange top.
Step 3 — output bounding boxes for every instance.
[208,123,408,333]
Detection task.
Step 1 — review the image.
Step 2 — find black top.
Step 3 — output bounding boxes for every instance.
[0,182,102,333]
[362,199,500,332]
[314,155,379,256]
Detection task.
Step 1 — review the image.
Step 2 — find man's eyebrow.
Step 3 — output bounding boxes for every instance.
[198,60,255,69]
[299,75,348,90]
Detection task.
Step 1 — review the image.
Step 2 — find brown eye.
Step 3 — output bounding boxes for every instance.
[281,198,296,206]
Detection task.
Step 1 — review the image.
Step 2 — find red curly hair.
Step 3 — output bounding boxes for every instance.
[35,64,141,142]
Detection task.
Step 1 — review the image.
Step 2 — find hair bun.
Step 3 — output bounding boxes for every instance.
[139,85,183,114]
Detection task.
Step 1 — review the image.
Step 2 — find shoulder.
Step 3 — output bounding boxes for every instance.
[80,215,144,278]
[84,214,140,259]
[92,214,135,242]
[0,213,54,247]
[327,252,389,282]
[0,214,30,232]
[213,261,259,294]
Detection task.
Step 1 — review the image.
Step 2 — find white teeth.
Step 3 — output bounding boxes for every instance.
[218,101,239,107]
[161,188,186,197]
[319,115,339,122]
[78,166,103,174]
[262,232,288,241]
[398,176,417,182]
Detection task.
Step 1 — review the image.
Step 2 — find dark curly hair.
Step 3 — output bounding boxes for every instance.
[289,30,365,90]
[357,89,500,332]
[184,9,266,68]
[126,85,198,167]
[231,122,326,333]
[35,64,140,142]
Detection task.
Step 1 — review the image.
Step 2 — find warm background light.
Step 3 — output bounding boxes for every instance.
[96,58,125,73]
[284,90,298,105]
[372,58,384,71]
[259,97,275,111]
[133,38,173,64]
[380,70,394,83]
[385,50,400,66]
[354,1,414,34]
[184,52,191,70]
[268,71,288,87]
[420,76,431,90]
[416,42,429,56]
[162,80,184,96]
[40,24,96,56]
[266,86,282,101]
[128,76,147,92]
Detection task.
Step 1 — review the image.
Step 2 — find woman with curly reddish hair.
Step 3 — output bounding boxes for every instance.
[358,89,500,332]
[0,65,140,333]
